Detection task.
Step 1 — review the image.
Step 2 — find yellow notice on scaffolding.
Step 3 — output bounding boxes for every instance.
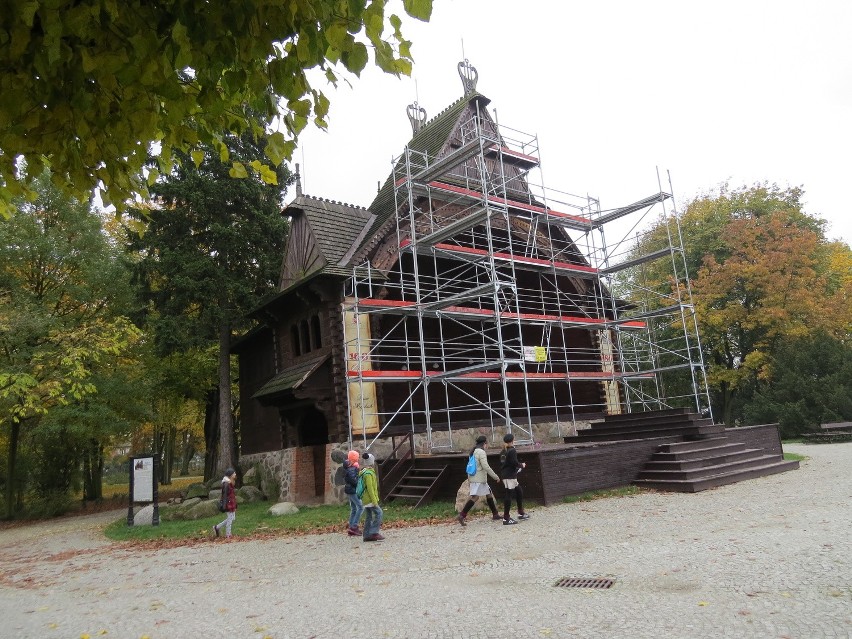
[343,299,380,435]
[599,330,622,415]
[523,346,547,362]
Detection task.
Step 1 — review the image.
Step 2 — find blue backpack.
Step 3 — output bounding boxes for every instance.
[465,454,478,476]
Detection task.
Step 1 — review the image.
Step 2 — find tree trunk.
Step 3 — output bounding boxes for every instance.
[179,430,195,476]
[217,320,234,474]
[203,388,220,482]
[4,420,21,519]
[82,438,104,501]
[161,426,176,485]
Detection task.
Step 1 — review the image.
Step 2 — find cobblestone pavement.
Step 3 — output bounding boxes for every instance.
[0,443,850,639]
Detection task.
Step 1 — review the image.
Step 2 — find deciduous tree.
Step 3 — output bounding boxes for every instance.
[0,172,140,517]
[0,0,433,217]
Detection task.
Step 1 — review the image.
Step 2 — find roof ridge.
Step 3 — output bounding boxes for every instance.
[298,193,369,211]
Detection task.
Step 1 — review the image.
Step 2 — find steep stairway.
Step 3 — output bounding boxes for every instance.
[383,464,448,507]
[632,437,799,492]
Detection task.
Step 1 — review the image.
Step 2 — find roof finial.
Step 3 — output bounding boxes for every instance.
[406,101,427,135]
[458,59,478,94]
[294,163,302,197]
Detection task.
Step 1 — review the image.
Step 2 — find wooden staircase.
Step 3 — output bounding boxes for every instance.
[384,464,449,507]
[563,408,799,492]
[633,437,799,492]
[564,407,724,443]
[377,433,448,507]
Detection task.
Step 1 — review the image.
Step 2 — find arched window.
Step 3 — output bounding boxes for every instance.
[311,315,321,350]
[290,325,301,357]
[299,319,310,354]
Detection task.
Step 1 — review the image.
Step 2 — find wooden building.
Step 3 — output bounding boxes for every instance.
[233,62,758,505]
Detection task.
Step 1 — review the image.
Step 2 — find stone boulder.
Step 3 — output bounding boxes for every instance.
[185,499,220,520]
[455,480,492,513]
[133,505,154,526]
[237,485,265,502]
[208,489,223,502]
[329,449,347,463]
[267,501,299,516]
[242,466,261,488]
[184,483,208,500]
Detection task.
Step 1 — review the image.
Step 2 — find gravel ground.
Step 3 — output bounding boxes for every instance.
[0,442,849,639]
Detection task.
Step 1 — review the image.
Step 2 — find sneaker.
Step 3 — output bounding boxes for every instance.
[517,513,531,520]
[364,534,385,542]
[457,513,467,527]
[347,527,359,536]
[503,518,518,525]
[213,525,220,537]
[492,515,503,521]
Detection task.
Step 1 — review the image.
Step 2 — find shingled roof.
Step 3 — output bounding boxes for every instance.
[360,91,490,256]
[251,351,330,401]
[289,195,374,269]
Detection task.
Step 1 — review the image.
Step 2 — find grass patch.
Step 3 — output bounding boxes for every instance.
[104,500,460,543]
[562,485,646,504]
[784,452,807,462]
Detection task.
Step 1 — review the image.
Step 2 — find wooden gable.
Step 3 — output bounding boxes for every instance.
[280,210,326,290]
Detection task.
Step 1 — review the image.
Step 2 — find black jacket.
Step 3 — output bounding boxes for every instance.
[500,446,522,480]
[343,461,359,495]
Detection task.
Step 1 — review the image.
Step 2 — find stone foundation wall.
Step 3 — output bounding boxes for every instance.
[240,421,589,506]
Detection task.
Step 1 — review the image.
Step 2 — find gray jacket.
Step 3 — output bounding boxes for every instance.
[469,447,499,483]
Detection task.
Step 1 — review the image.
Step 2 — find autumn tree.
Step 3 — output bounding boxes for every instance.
[127,131,289,477]
[0,172,140,517]
[0,0,433,217]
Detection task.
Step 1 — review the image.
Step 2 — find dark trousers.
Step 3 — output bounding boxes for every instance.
[503,484,524,519]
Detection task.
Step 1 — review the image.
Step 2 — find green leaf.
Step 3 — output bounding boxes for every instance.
[403,0,433,21]
[343,42,369,75]
[190,150,205,167]
[229,162,248,178]
[264,132,289,166]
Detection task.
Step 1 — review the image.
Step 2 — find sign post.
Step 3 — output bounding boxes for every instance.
[127,454,160,526]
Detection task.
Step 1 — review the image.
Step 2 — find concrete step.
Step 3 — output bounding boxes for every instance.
[598,407,693,423]
[637,454,780,480]
[566,423,724,443]
[651,442,748,461]
[633,460,800,493]
[583,418,716,436]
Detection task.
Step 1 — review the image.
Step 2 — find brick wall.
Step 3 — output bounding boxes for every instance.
[723,424,783,456]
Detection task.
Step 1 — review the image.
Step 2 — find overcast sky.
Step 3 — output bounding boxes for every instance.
[294,0,851,245]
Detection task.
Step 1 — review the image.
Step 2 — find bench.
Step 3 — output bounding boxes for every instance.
[802,421,852,444]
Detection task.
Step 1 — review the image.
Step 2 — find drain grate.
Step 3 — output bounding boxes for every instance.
[554,577,615,589]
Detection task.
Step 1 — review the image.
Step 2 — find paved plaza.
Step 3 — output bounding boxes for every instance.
[0,442,849,639]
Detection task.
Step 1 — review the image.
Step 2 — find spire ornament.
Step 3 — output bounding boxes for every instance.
[458,59,478,94]
[407,101,427,134]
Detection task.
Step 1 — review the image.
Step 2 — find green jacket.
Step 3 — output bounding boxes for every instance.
[358,467,380,506]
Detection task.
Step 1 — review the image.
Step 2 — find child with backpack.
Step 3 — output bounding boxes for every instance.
[457,434,502,526]
[343,450,363,536]
[213,468,238,538]
[357,452,384,541]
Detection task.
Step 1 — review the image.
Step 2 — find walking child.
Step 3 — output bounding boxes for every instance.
[343,450,363,536]
[213,468,238,538]
[500,433,529,525]
[358,453,384,541]
[457,434,502,526]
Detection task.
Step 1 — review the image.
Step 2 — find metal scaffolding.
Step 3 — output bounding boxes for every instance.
[344,97,711,452]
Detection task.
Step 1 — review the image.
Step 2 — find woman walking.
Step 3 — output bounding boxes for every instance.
[213,468,238,538]
[457,435,502,526]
